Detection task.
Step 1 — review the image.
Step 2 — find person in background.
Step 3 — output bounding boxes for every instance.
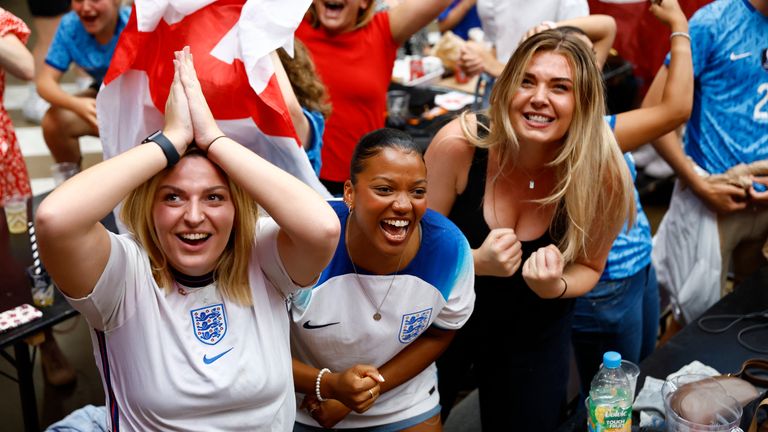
[21,0,71,124]
[275,39,331,177]
[296,0,452,196]
[649,0,768,303]
[37,0,130,166]
[457,0,589,78]
[1,6,79,388]
[437,0,481,41]
[426,30,634,430]
[35,47,339,430]
[291,128,474,431]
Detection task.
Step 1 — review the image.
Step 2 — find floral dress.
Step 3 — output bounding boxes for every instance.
[0,8,32,205]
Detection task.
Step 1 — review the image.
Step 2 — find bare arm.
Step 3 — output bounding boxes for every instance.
[458,42,505,78]
[271,51,311,148]
[0,33,34,80]
[36,63,98,128]
[645,67,748,213]
[389,0,452,45]
[177,49,339,285]
[437,0,477,34]
[426,116,523,277]
[546,15,617,68]
[36,62,194,299]
[294,327,454,427]
[377,327,454,392]
[613,0,692,152]
[522,200,623,299]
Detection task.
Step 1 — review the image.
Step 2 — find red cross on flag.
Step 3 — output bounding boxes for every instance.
[96,0,327,195]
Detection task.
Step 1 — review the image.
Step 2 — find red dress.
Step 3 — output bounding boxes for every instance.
[0,8,32,205]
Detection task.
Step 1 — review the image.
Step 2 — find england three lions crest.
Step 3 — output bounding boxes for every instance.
[190,304,228,345]
[399,308,432,344]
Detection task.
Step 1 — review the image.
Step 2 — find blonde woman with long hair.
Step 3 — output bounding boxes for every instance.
[425,30,634,430]
[35,48,340,430]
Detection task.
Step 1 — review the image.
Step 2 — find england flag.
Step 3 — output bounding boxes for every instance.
[96,0,327,195]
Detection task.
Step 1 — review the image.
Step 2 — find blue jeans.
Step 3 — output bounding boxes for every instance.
[571,263,659,394]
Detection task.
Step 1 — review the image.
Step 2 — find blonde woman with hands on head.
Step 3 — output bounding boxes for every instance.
[426,31,634,430]
[35,47,340,431]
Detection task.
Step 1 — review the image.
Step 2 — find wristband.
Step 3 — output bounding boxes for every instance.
[555,277,568,299]
[208,135,227,151]
[669,32,691,42]
[142,130,180,168]
[315,368,330,402]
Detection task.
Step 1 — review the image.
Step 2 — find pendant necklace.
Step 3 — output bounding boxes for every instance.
[518,165,536,189]
[345,219,406,321]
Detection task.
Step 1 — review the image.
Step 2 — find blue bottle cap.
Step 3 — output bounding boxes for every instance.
[603,351,622,368]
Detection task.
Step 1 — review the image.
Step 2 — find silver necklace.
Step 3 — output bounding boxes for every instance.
[345,220,406,321]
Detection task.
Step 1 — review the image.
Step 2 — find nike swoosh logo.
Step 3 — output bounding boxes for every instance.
[203,347,234,364]
[302,321,340,329]
[730,52,752,61]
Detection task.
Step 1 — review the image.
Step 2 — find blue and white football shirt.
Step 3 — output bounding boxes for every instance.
[601,115,653,281]
[290,200,475,429]
[665,0,768,174]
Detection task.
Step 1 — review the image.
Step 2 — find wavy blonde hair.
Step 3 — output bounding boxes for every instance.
[460,30,634,264]
[307,0,376,31]
[121,148,259,305]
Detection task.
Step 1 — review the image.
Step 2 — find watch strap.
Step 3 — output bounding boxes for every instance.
[143,130,180,168]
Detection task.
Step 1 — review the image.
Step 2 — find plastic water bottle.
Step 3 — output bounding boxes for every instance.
[587,351,632,432]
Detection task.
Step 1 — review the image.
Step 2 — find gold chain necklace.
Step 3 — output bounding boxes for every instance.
[345,218,406,321]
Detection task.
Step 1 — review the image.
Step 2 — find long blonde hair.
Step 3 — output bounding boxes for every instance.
[307,1,376,31]
[460,30,635,264]
[121,148,259,305]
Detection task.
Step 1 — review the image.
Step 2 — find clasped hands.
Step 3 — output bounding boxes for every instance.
[162,46,225,156]
[302,365,385,428]
[476,228,565,297]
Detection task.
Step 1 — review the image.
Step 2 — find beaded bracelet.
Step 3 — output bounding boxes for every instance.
[670,32,691,41]
[315,368,330,402]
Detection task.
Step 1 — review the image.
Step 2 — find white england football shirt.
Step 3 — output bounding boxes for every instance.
[290,201,475,429]
[68,218,302,431]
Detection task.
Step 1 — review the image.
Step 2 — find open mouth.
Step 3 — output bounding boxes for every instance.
[380,219,410,243]
[80,15,98,25]
[177,232,211,246]
[323,0,344,11]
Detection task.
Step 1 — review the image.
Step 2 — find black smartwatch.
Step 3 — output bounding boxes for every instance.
[142,130,180,168]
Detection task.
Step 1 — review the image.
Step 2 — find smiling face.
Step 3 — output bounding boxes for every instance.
[510,51,576,149]
[312,0,371,34]
[344,147,427,258]
[152,156,235,277]
[72,0,120,42]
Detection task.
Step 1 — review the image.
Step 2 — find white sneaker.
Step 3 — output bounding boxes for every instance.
[21,86,50,124]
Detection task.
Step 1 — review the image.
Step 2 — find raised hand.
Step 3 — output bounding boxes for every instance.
[474,228,523,276]
[162,55,193,154]
[649,0,687,30]
[522,244,566,298]
[174,46,224,150]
